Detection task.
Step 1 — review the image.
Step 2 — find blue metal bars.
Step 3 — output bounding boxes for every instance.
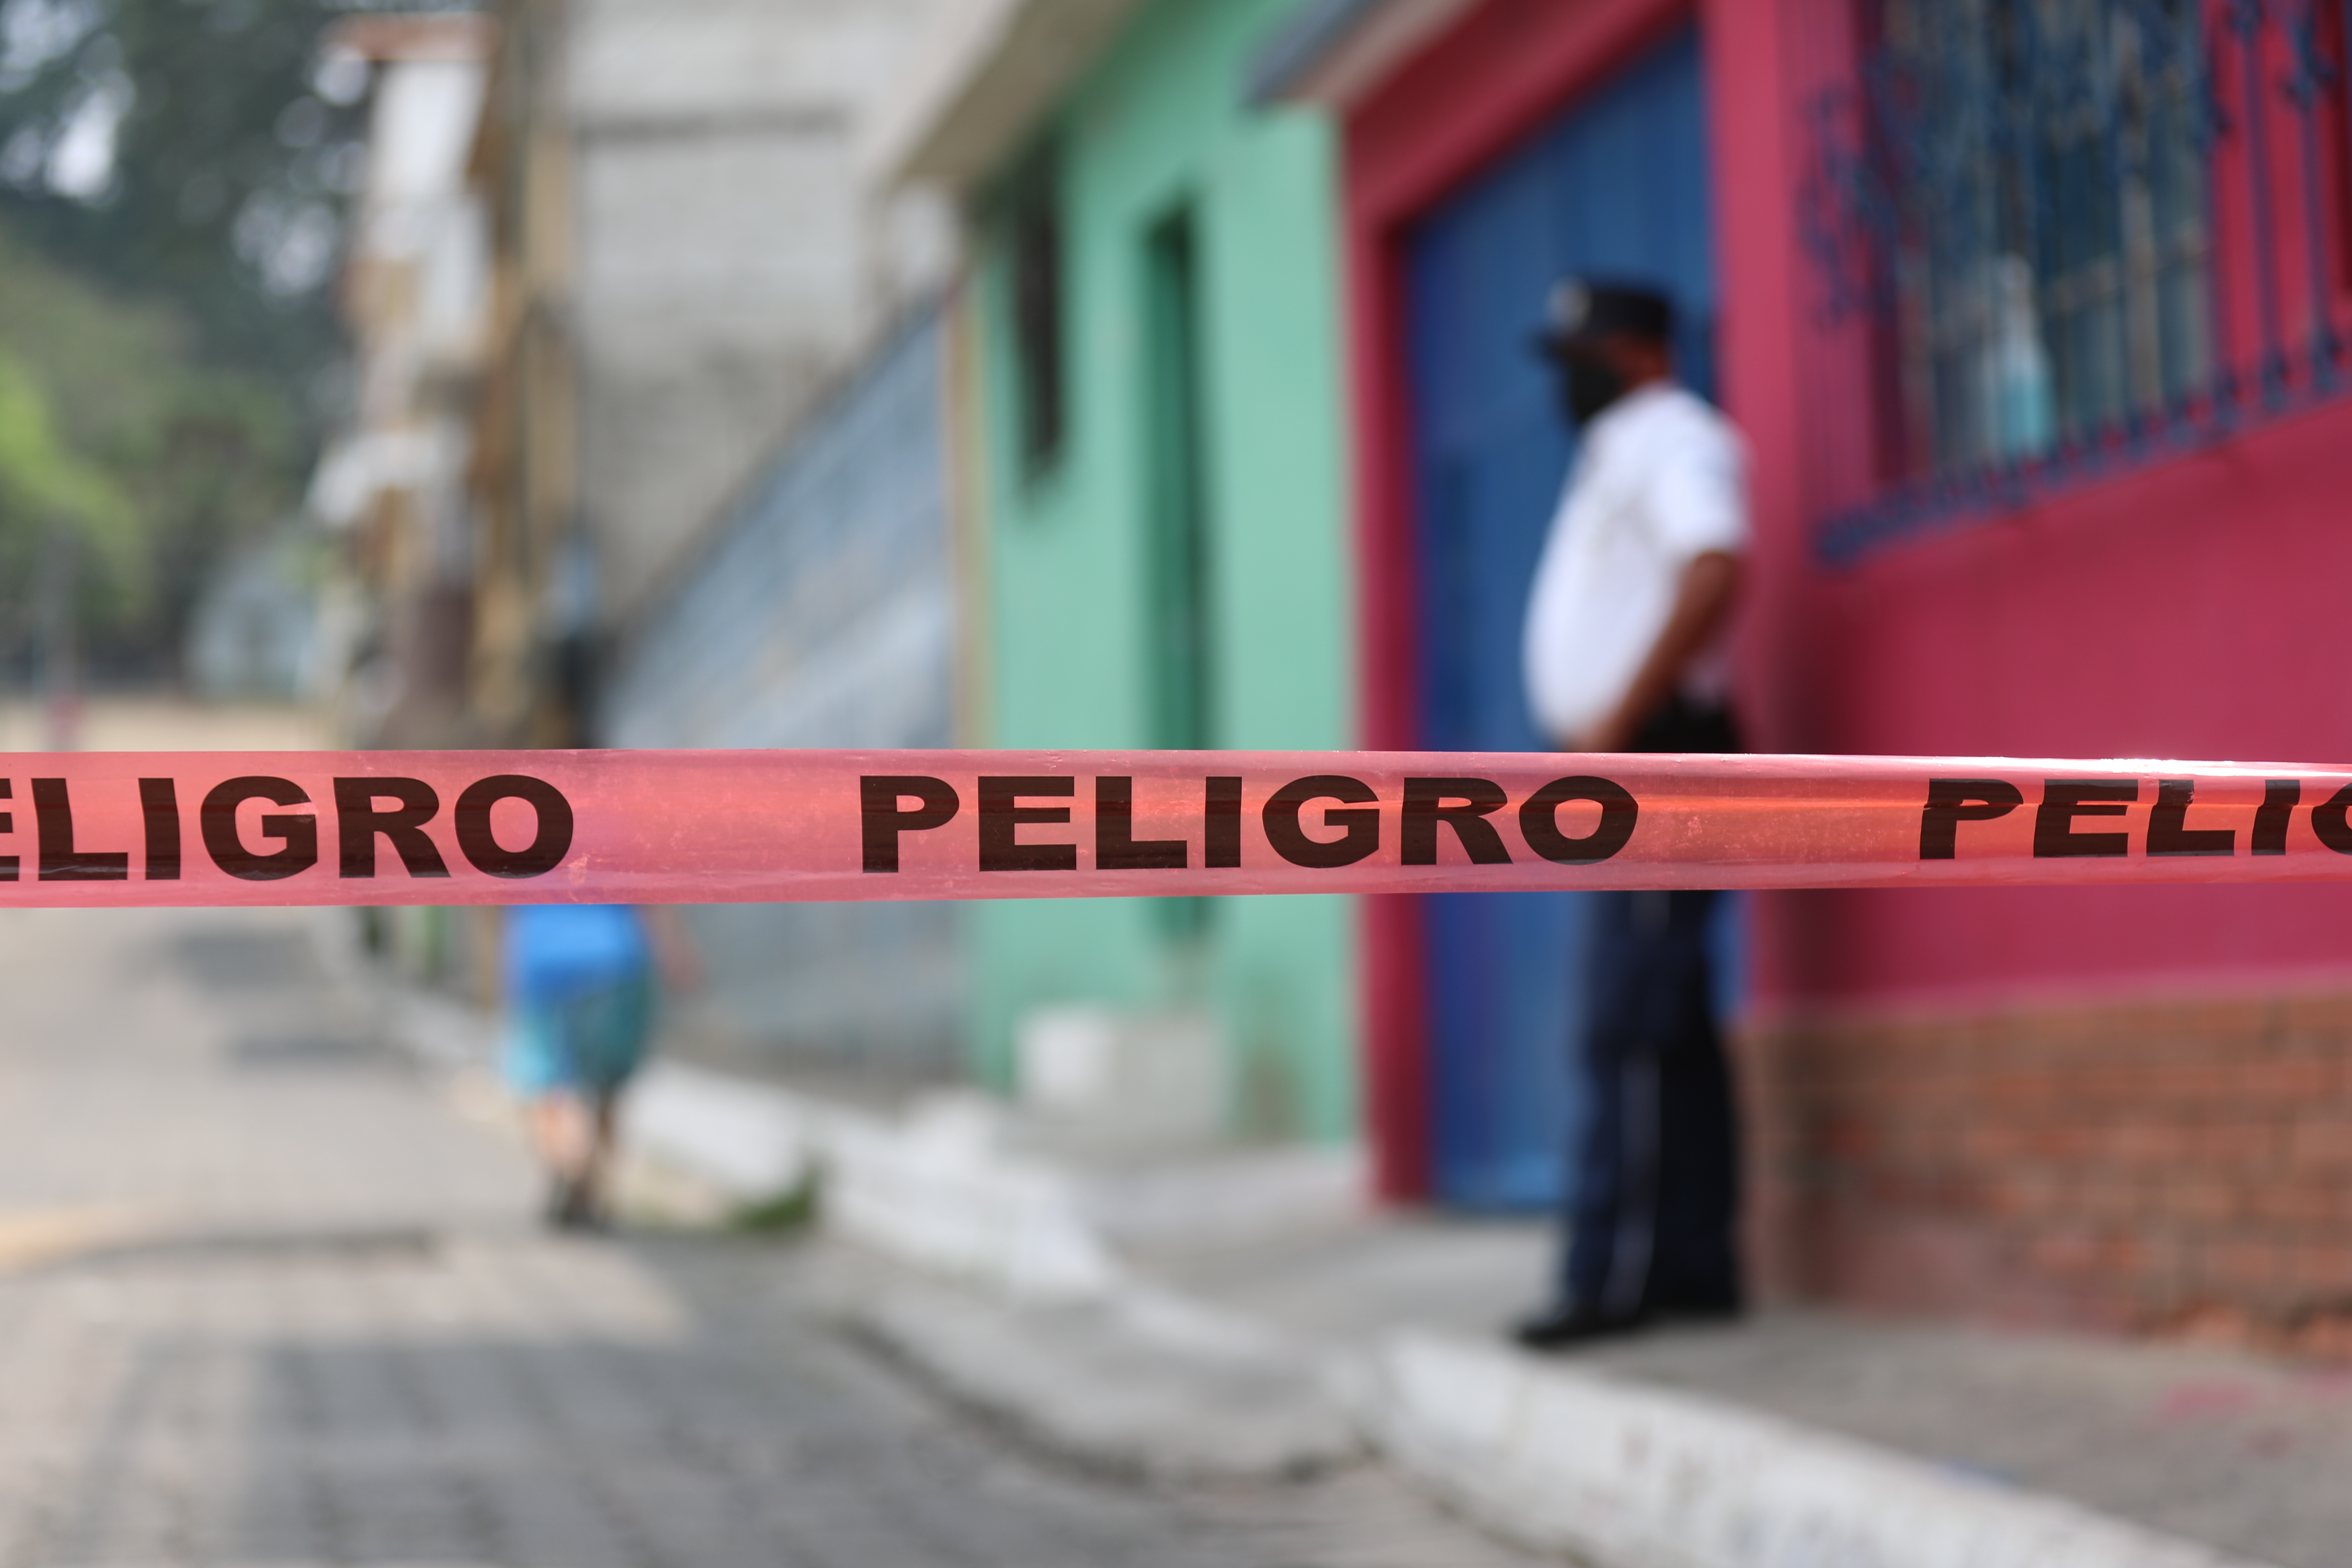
[1805,0,2352,564]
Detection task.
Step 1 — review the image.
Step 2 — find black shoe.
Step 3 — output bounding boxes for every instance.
[1650,1289,1744,1324]
[1510,1304,1647,1351]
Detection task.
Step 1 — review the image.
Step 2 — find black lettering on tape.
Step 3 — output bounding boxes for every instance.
[1263,775,1380,868]
[201,777,318,881]
[454,775,574,878]
[2034,779,2137,858]
[1401,778,1512,866]
[1095,777,1185,869]
[2312,782,2352,855]
[2253,779,2300,855]
[1919,778,2024,859]
[34,778,128,881]
[335,778,451,879]
[139,779,180,880]
[1519,776,1639,864]
[979,776,1076,872]
[2146,778,2234,857]
[0,778,16,883]
[1205,777,1242,869]
[861,776,958,873]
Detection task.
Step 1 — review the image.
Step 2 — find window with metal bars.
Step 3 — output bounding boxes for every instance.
[1806,0,2352,561]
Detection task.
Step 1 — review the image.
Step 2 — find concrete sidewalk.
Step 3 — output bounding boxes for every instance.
[575,1055,2344,1568]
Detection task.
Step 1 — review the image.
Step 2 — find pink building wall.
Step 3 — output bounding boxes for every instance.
[1349,0,2352,1195]
[1728,0,2352,1022]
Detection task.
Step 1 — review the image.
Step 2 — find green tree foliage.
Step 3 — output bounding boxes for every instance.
[1,228,298,658]
[0,230,293,670]
[0,0,365,387]
[0,0,376,675]
[0,349,131,617]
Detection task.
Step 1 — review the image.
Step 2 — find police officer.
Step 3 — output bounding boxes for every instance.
[1514,279,1747,1348]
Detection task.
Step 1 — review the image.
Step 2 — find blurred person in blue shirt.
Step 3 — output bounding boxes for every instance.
[502,903,695,1230]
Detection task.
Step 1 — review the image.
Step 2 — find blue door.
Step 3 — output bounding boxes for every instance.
[1406,28,1717,1211]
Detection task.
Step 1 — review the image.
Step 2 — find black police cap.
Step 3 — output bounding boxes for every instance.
[1532,278,1675,358]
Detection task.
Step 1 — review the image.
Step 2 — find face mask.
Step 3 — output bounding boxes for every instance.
[1561,357,1628,426]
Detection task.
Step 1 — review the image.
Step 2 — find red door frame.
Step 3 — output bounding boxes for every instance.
[1343,0,1810,1199]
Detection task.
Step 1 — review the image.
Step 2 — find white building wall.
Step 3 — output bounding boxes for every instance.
[563,0,964,630]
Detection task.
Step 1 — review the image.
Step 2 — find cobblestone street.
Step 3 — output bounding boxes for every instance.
[0,903,1542,1568]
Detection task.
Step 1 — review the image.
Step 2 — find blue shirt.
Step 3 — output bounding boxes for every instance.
[504,904,652,1004]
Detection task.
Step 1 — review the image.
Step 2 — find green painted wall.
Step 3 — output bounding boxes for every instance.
[965,0,1357,1142]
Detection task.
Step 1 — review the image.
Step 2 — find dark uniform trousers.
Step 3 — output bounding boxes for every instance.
[1561,696,1743,1317]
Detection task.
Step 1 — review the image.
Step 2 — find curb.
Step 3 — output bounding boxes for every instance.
[1354,1331,2283,1568]
[619,1060,1370,1299]
[622,1064,1120,1299]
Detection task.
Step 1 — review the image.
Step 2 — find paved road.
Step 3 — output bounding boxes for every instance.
[0,904,1548,1568]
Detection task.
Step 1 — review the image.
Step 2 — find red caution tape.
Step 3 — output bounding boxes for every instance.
[0,750,2345,906]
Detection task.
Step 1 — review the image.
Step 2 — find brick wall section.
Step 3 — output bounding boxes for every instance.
[1742,995,2352,1349]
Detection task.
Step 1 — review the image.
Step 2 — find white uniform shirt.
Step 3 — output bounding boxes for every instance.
[1521,382,1749,743]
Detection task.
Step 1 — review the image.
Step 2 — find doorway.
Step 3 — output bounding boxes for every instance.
[1404,27,1718,1210]
[1144,204,1215,942]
